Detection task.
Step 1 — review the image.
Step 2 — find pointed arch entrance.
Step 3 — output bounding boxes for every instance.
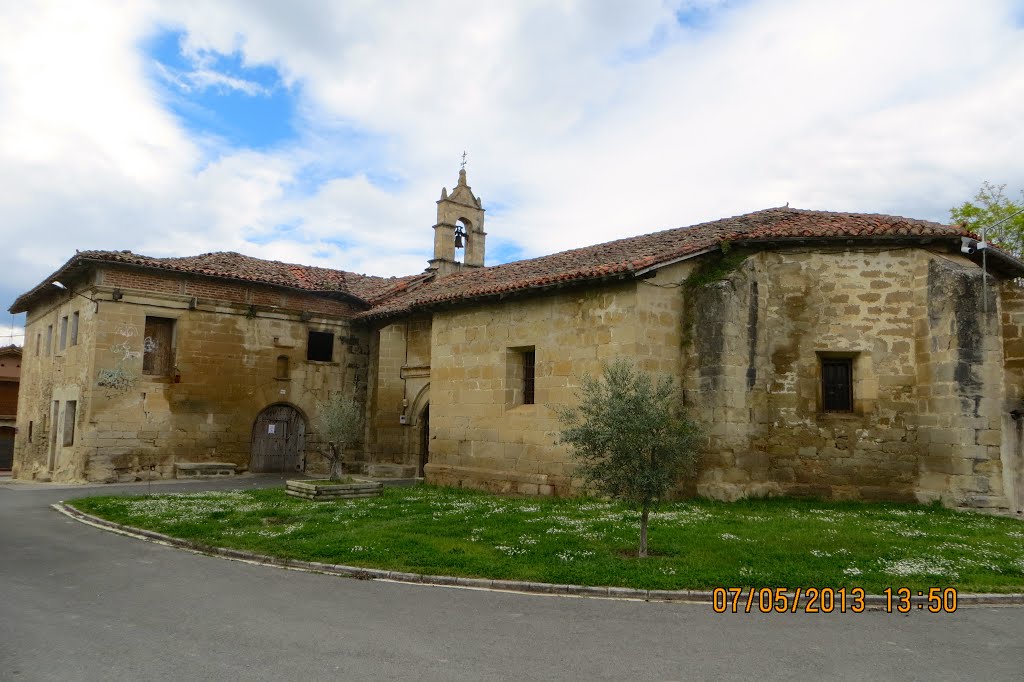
[418,404,430,478]
[408,383,430,478]
[250,404,306,474]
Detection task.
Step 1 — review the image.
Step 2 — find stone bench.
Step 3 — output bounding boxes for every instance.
[175,462,237,479]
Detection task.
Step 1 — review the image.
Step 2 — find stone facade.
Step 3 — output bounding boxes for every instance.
[14,265,368,482]
[11,171,1024,512]
[681,247,1018,508]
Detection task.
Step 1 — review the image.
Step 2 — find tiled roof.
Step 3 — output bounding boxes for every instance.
[11,207,1006,318]
[357,207,977,320]
[9,250,423,313]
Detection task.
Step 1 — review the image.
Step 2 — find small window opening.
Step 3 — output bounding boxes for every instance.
[276,355,290,379]
[62,401,77,446]
[522,350,536,405]
[307,331,334,362]
[70,311,79,346]
[59,316,68,351]
[143,317,175,376]
[821,358,853,412]
[35,333,41,356]
[45,325,52,357]
[507,346,537,406]
[28,421,33,444]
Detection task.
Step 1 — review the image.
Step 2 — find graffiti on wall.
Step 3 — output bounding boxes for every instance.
[96,322,141,393]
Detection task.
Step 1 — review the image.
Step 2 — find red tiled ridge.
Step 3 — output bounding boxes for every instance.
[357,207,973,320]
[9,250,424,313]
[9,207,988,317]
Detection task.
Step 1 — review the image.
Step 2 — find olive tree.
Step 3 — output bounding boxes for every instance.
[315,394,363,482]
[555,359,703,557]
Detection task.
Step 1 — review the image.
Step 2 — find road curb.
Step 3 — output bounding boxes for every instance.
[54,501,1024,607]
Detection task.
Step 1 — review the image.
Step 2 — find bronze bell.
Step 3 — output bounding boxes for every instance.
[454,226,465,249]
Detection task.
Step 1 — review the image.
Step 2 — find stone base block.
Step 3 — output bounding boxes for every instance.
[365,463,418,478]
[175,462,237,479]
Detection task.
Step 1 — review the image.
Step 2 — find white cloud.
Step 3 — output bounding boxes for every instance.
[1,0,1023,336]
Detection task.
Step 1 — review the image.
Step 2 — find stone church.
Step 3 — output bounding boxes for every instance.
[10,169,1024,513]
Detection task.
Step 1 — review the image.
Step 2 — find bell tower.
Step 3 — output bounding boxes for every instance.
[428,166,486,277]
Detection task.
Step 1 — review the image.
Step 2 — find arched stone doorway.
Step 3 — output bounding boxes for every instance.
[418,404,429,478]
[250,404,306,474]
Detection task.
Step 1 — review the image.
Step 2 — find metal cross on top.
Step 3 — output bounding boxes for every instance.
[460,150,467,170]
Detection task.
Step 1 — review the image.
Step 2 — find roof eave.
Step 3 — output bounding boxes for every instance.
[10,255,374,314]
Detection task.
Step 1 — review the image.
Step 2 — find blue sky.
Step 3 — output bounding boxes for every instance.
[145,29,298,152]
[1,0,1023,344]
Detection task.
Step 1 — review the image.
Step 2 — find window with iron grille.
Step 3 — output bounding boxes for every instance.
[821,358,853,412]
[522,350,536,405]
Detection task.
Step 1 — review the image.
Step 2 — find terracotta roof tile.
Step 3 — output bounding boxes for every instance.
[9,250,422,313]
[11,207,1001,318]
[357,207,973,320]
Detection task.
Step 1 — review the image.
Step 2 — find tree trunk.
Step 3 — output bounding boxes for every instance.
[328,443,343,482]
[639,504,650,558]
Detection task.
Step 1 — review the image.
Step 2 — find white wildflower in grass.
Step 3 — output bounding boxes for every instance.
[836,548,850,556]
[810,549,832,558]
[518,535,538,546]
[555,550,595,562]
[350,546,369,553]
[468,528,484,542]
[660,567,676,575]
[545,527,566,534]
[519,505,540,513]
[495,545,527,557]
[879,556,960,579]
[739,566,752,577]
[1007,531,1024,539]
[843,567,863,576]
[720,533,740,541]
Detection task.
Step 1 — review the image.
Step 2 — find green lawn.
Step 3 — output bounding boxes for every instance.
[70,486,1024,593]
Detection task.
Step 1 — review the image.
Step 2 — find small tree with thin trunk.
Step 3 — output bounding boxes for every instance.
[555,359,703,557]
[315,394,363,482]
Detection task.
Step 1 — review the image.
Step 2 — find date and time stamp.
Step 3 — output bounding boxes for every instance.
[712,587,959,613]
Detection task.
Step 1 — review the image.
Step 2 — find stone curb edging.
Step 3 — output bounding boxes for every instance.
[54,502,1024,607]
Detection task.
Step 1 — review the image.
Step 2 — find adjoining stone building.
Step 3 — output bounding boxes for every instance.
[0,344,21,470]
[10,169,1024,512]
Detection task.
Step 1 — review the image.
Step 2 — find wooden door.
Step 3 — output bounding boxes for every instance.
[250,405,306,473]
[418,405,429,478]
[0,426,13,470]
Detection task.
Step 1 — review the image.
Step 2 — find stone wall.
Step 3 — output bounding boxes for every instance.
[682,246,1016,508]
[424,279,653,495]
[998,280,1024,513]
[14,266,368,482]
[364,316,432,475]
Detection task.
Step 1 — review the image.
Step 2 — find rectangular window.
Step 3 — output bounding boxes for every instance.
[45,325,52,357]
[70,311,79,346]
[143,317,175,376]
[28,421,33,443]
[821,358,853,412]
[59,316,68,351]
[62,401,77,446]
[307,331,334,362]
[506,345,537,406]
[35,333,40,356]
[522,350,536,405]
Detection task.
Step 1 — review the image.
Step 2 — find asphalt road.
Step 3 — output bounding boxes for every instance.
[2,476,1023,682]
